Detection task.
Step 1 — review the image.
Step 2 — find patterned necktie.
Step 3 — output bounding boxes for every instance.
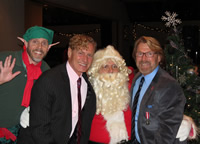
[77,78,82,144]
[131,77,145,141]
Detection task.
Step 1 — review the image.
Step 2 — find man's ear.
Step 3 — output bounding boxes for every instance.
[68,47,72,59]
[48,42,60,50]
[17,37,28,48]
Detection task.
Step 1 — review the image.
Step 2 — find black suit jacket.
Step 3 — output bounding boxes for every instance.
[20,63,96,144]
[131,67,186,144]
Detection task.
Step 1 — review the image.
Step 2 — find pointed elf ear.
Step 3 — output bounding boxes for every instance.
[48,42,60,50]
[17,37,28,48]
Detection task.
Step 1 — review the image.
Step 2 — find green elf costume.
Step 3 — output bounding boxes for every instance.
[0,26,55,144]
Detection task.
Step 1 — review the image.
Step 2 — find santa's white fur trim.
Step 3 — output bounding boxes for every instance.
[104,111,128,144]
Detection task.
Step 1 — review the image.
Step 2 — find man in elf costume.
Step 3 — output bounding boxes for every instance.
[0,26,59,143]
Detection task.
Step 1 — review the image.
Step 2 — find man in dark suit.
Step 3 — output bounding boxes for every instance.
[18,34,97,144]
[130,36,186,144]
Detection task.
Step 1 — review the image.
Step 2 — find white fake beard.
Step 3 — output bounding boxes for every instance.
[91,72,130,116]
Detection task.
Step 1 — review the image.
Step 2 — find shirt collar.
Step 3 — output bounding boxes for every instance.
[67,62,82,85]
[142,65,159,82]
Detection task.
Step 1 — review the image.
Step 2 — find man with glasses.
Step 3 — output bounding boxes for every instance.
[130,36,186,144]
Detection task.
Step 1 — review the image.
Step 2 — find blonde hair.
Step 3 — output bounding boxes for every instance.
[69,34,97,50]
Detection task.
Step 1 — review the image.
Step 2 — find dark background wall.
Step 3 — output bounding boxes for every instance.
[0,0,200,67]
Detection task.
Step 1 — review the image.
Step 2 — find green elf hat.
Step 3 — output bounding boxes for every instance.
[23,26,54,44]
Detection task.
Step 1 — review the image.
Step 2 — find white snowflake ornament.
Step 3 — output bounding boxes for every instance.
[161,11,182,28]
[178,73,186,86]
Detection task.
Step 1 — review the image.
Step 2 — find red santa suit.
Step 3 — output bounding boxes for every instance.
[89,107,132,143]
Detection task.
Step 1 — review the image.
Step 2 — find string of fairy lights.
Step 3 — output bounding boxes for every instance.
[130,23,170,40]
[53,23,171,40]
[53,22,200,42]
[54,28,101,38]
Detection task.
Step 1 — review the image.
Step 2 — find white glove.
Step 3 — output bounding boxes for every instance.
[176,119,191,141]
[20,106,30,128]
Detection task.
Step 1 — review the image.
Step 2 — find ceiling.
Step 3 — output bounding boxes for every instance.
[41,0,200,26]
[122,0,200,22]
[43,5,107,26]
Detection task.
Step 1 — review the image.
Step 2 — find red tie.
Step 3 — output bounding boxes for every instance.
[77,78,82,144]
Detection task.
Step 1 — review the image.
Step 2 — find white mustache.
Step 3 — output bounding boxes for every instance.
[100,73,117,81]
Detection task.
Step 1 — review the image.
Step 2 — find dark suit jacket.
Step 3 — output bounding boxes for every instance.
[131,67,186,144]
[18,63,96,144]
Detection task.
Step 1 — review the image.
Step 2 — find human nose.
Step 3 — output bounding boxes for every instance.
[37,42,42,49]
[141,53,147,60]
[82,54,88,63]
[108,67,113,73]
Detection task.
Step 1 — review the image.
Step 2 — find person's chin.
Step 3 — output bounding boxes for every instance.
[33,58,42,63]
[79,66,89,72]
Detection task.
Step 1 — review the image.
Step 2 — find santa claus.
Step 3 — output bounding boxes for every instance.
[88,45,131,144]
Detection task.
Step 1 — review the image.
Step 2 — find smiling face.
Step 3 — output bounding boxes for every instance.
[136,42,161,75]
[26,38,49,65]
[68,43,95,76]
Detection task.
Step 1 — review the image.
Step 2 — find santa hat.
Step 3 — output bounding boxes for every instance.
[88,45,128,76]
[93,45,124,63]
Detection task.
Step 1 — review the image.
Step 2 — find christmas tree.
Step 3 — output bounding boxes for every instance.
[162,11,200,143]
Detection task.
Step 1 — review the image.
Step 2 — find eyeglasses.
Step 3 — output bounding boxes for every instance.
[136,52,158,58]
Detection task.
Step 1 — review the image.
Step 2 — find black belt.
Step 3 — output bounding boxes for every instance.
[129,139,140,144]
[88,139,139,144]
[88,141,104,144]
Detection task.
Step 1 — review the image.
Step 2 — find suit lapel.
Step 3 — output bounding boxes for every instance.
[140,68,162,107]
[81,73,92,109]
[60,63,72,131]
[60,63,72,106]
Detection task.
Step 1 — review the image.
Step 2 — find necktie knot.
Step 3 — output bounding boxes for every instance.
[139,77,145,88]
[77,78,81,88]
